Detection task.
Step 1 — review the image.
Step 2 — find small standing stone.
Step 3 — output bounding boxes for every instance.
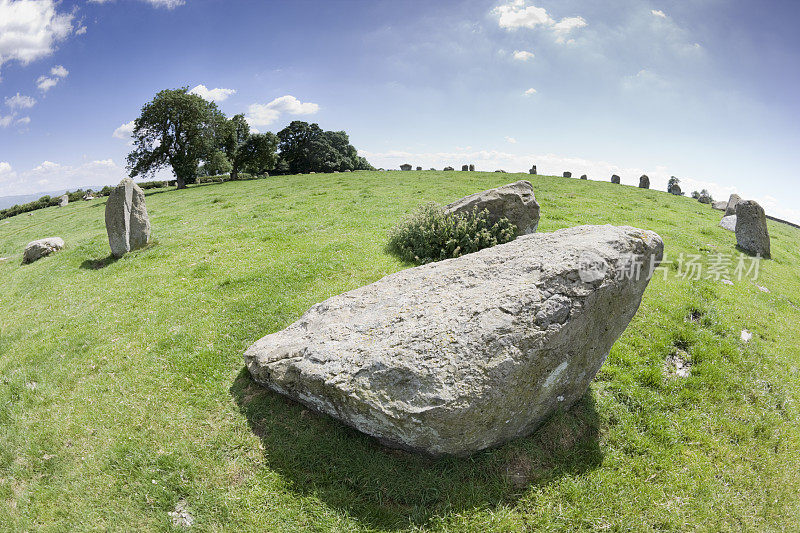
[580,174,587,180]
[416,166,422,171]
[669,183,682,195]
[105,178,151,258]
[639,175,650,189]
[611,175,621,184]
[400,164,412,171]
[529,165,537,175]
[563,171,572,178]
[735,200,770,257]
[462,164,469,172]
[469,164,475,172]
[725,194,742,216]
[59,195,69,207]
[443,166,454,171]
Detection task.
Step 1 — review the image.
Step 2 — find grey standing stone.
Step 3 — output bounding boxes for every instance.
[580,175,588,180]
[244,225,663,456]
[23,237,65,264]
[735,200,770,257]
[105,178,151,258]
[720,215,737,232]
[529,165,537,175]
[639,175,650,189]
[698,193,712,204]
[444,180,541,235]
[443,166,454,171]
[725,194,742,216]
[59,195,69,207]
[611,175,621,184]
[462,165,469,172]
[469,164,475,172]
[563,172,572,178]
[669,183,682,195]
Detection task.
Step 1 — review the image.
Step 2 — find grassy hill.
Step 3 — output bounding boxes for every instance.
[1,171,799,531]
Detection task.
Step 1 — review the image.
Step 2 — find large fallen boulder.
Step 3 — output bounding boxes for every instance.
[444,180,541,235]
[23,237,65,264]
[244,225,663,456]
[105,178,151,258]
[712,200,727,211]
[725,194,742,216]
[735,200,770,257]
[720,215,736,232]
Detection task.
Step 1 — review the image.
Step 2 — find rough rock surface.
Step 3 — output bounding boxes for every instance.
[720,215,737,232]
[23,237,65,263]
[611,175,621,184]
[563,172,572,178]
[712,200,728,211]
[529,165,537,174]
[244,225,663,456]
[580,175,588,180]
[735,200,771,257]
[105,178,151,258]
[59,195,68,207]
[444,180,541,235]
[639,175,650,189]
[698,194,712,204]
[669,184,682,195]
[725,194,742,216]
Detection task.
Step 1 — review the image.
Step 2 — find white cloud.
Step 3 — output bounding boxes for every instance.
[36,75,58,91]
[0,114,13,127]
[189,84,236,102]
[75,25,87,35]
[651,10,667,18]
[512,50,535,61]
[0,0,75,75]
[50,64,68,77]
[5,93,37,109]
[504,136,517,144]
[524,88,537,96]
[245,95,319,127]
[112,120,135,139]
[0,158,127,197]
[89,0,185,8]
[16,116,30,125]
[493,1,586,43]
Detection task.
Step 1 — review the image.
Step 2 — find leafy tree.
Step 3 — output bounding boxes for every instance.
[221,114,251,180]
[127,88,226,189]
[203,150,233,176]
[237,133,279,176]
[691,191,701,199]
[276,121,373,174]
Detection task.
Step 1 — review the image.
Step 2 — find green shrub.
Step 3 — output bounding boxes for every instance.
[388,202,517,264]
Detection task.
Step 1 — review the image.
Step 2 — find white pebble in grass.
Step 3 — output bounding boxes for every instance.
[168,499,195,528]
[721,279,733,285]
[741,330,753,343]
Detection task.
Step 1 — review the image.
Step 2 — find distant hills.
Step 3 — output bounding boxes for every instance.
[0,187,105,211]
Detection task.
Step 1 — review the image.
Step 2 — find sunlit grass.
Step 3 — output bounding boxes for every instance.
[1,171,798,531]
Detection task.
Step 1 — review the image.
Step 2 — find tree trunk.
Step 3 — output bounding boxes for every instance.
[176,175,186,189]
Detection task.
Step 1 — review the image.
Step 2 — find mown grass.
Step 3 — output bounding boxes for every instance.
[1,171,799,531]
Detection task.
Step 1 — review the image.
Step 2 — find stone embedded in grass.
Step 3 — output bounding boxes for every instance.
[168,499,194,528]
[104,178,151,258]
[22,237,65,264]
[725,194,742,216]
[720,215,737,232]
[666,350,691,377]
[244,225,663,456]
[741,330,753,343]
[444,180,541,235]
[735,200,771,257]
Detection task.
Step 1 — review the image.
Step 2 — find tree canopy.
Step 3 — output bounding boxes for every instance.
[127,88,225,189]
[276,121,373,174]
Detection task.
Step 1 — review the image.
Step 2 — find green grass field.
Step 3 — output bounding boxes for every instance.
[1,171,799,531]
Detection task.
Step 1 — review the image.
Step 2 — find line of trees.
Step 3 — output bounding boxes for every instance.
[127,88,373,189]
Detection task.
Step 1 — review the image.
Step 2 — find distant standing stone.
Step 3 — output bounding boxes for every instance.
[462,165,469,172]
[563,172,572,178]
[611,175,621,184]
[59,195,69,207]
[416,166,422,171]
[529,165,537,175]
[735,200,770,257]
[105,178,151,258]
[400,164,412,171]
[469,164,475,172]
[719,215,737,232]
[669,183,682,195]
[444,166,454,171]
[725,194,742,216]
[639,175,650,189]
[23,237,65,264]
[580,174,587,180]
[698,193,712,204]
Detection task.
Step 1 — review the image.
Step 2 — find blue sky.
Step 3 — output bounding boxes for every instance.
[1,0,799,221]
